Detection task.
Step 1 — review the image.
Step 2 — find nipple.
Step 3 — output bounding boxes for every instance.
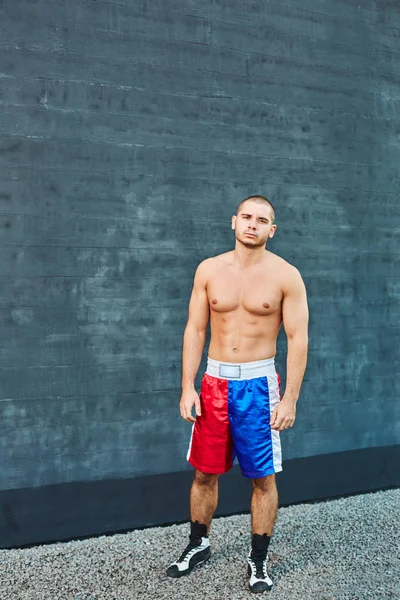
[212,299,218,305]
[263,303,270,309]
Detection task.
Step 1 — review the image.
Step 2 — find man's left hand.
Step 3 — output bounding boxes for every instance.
[270,397,296,431]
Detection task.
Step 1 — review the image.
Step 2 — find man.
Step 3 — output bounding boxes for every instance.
[166,195,309,593]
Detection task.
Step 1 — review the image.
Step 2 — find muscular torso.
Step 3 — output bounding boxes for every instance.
[206,251,286,363]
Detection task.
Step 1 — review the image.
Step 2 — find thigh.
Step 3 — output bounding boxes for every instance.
[229,375,282,478]
[252,473,276,491]
[187,374,234,474]
[193,470,221,485]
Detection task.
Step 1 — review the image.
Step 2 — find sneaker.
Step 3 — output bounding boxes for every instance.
[166,536,211,578]
[247,550,273,593]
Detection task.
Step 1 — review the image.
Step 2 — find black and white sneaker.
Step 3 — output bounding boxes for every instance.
[247,550,273,593]
[166,536,210,578]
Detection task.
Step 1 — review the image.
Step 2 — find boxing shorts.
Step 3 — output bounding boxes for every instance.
[187,356,283,478]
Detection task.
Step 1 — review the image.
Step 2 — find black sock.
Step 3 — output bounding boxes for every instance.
[251,533,271,556]
[190,520,208,542]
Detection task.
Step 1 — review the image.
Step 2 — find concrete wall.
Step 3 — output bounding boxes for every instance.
[0,0,399,545]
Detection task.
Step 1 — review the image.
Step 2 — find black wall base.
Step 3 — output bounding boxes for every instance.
[1,445,399,549]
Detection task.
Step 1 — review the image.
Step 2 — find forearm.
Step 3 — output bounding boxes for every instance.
[284,335,308,404]
[181,324,207,391]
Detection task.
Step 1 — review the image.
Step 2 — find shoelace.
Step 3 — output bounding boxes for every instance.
[177,538,202,563]
[250,552,268,579]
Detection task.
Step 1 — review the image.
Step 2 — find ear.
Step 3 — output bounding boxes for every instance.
[231,215,236,230]
[269,224,277,238]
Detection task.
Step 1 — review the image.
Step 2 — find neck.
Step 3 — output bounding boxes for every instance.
[233,241,267,268]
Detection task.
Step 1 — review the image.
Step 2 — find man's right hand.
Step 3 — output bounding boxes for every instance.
[180,389,202,422]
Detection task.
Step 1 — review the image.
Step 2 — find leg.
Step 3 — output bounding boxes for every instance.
[247,474,278,592]
[166,469,218,578]
[251,474,278,535]
[190,469,220,532]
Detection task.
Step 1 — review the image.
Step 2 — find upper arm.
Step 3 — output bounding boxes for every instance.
[186,261,210,334]
[281,267,309,340]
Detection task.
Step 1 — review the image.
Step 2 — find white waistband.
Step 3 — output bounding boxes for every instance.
[206,356,276,380]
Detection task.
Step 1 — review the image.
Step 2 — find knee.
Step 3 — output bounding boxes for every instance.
[194,470,220,487]
[252,474,277,493]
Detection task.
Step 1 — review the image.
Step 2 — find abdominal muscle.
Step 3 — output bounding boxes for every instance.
[208,308,282,364]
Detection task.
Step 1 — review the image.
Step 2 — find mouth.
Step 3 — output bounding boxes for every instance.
[244,232,257,238]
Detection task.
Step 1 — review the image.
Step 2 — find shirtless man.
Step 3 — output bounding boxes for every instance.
[166,195,309,593]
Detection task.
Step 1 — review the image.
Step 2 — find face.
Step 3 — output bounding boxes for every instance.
[231,201,277,248]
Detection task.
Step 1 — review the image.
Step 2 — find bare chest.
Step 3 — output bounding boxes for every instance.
[207,271,282,316]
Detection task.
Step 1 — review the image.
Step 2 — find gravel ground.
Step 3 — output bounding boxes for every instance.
[1,488,398,600]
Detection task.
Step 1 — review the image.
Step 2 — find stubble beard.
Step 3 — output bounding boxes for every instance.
[235,230,269,249]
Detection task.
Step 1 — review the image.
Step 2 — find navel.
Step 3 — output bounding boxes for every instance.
[233,347,238,352]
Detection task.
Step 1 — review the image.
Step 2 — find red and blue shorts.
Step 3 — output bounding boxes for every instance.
[187,357,283,479]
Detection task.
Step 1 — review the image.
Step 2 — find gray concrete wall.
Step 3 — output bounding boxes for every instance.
[0,0,399,493]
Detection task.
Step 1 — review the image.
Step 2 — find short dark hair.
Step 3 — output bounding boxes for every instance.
[236,195,276,223]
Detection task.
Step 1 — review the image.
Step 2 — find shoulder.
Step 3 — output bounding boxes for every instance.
[195,252,233,278]
[267,252,306,291]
